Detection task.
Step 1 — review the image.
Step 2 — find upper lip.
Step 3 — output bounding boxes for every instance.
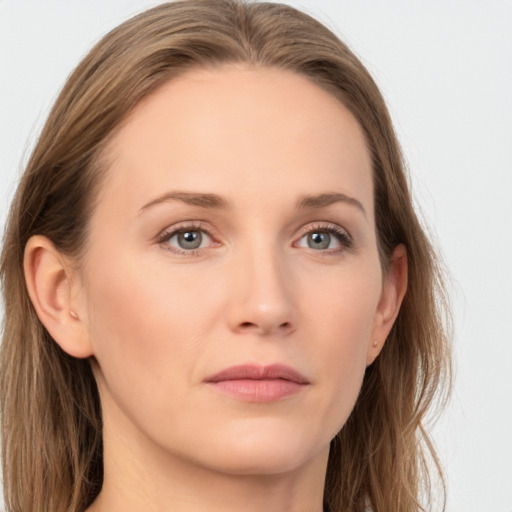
[205,364,309,384]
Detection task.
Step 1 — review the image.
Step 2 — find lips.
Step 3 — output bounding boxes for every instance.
[205,364,309,402]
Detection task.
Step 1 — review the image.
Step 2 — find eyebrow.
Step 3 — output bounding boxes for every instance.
[296,192,366,217]
[139,190,366,216]
[139,191,230,213]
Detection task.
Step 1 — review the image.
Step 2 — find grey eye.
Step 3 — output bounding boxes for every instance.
[168,229,203,251]
[176,230,203,250]
[307,232,331,250]
[161,226,214,253]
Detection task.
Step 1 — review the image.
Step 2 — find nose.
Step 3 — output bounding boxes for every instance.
[226,245,297,337]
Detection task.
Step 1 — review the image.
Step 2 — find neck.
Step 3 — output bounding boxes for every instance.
[89,442,328,512]
[87,396,328,512]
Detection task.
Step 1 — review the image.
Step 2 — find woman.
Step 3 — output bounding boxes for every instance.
[0,1,451,511]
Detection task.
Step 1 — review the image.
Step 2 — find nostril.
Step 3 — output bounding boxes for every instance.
[237,320,293,334]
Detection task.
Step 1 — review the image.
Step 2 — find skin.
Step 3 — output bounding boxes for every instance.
[24,65,407,512]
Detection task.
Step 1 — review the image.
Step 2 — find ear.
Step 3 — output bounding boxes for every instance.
[366,244,408,365]
[23,235,93,358]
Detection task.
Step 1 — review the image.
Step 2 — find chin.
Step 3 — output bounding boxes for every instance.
[204,449,317,477]
[182,420,330,476]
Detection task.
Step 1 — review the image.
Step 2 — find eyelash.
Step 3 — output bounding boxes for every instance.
[156,221,353,256]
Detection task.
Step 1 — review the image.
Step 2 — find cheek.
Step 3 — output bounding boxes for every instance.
[300,264,381,432]
[83,252,218,401]
[304,261,381,356]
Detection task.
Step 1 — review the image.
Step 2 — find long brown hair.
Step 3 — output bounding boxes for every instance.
[0,1,451,511]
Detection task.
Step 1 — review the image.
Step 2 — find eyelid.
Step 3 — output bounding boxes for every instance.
[296,221,351,237]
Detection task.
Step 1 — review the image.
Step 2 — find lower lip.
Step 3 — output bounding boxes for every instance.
[208,379,306,402]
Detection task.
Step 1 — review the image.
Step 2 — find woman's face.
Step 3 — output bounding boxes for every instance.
[75,66,401,476]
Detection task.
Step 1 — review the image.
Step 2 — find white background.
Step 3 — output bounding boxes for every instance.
[1,1,511,511]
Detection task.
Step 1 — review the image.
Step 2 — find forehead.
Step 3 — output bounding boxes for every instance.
[100,65,373,217]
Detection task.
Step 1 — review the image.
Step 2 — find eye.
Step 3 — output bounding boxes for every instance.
[305,232,334,250]
[295,224,352,252]
[158,224,215,254]
[171,230,207,250]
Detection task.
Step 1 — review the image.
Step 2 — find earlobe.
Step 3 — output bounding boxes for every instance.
[366,244,408,365]
[23,235,93,359]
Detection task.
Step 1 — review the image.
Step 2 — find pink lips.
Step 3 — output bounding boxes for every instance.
[205,364,309,402]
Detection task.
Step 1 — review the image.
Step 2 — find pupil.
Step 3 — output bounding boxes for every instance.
[178,230,202,249]
[308,232,330,250]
